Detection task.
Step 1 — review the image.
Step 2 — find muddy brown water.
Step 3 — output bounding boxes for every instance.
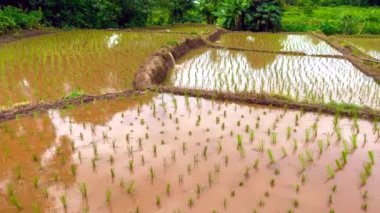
[0,30,189,109]
[0,94,379,212]
[166,47,380,109]
[213,32,342,56]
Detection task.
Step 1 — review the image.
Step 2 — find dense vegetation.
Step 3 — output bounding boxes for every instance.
[0,0,379,35]
[283,6,380,35]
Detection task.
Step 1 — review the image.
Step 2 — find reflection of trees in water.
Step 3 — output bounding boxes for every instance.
[0,114,75,212]
[60,94,154,126]
[240,51,278,70]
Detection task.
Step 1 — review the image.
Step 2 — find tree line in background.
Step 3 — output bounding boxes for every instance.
[0,0,379,35]
[0,0,283,31]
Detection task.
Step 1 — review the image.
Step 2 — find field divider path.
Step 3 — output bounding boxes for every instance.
[311,33,380,82]
[206,44,347,59]
[133,28,228,89]
[154,86,380,120]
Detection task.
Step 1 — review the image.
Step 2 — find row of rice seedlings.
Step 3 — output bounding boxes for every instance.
[170,48,380,108]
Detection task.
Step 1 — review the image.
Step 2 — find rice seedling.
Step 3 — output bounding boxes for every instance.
[329,194,333,205]
[79,182,88,200]
[293,139,298,151]
[110,168,115,181]
[153,144,157,157]
[293,199,299,208]
[298,154,307,171]
[71,164,77,176]
[203,146,208,158]
[129,160,134,172]
[208,172,213,185]
[270,178,276,187]
[141,155,145,166]
[335,159,343,170]
[178,174,184,185]
[150,167,155,183]
[31,203,40,213]
[360,172,367,186]
[188,197,194,208]
[196,184,202,196]
[326,165,335,179]
[256,140,265,152]
[106,188,112,206]
[364,163,372,177]
[237,134,243,150]
[33,176,39,189]
[42,187,49,199]
[14,165,22,181]
[295,184,300,193]
[342,150,348,165]
[362,190,368,199]
[351,134,358,150]
[361,203,368,211]
[217,141,223,153]
[306,150,314,162]
[182,142,186,154]
[60,194,67,210]
[368,151,375,165]
[305,129,310,142]
[7,184,22,211]
[271,132,277,145]
[287,126,292,140]
[312,122,318,138]
[224,155,229,166]
[165,183,171,195]
[318,140,324,154]
[214,164,221,174]
[250,130,255,142]
[267,149,275,164]
[124,179,135,194]
[281,147,288,158]
[156,195,161,207]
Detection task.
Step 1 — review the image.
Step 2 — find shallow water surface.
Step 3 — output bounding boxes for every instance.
[166,48,380,108]
[214,32,342,56]
[0,30,187,108]
[0,94,379,212]
[344,37,380,60]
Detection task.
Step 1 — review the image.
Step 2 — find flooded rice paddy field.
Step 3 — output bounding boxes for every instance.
[0,30,189,108]
[166,48,380,108]
[213,32,342,56]
[0,94,379,212]
[146,24,219,35]
[343,37,380,60]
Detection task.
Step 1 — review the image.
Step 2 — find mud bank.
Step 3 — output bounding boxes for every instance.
[156,86,380,120]
[312,33,380,82]
[0,90,144,123]
[0,29,56,45]
[133,29,227,89]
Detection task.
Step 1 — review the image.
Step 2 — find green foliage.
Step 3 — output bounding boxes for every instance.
[218,0,283,32]
[283,6,380,35]
[252,0,283,32]
[0,6,42,34]
[320,20,342,35]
